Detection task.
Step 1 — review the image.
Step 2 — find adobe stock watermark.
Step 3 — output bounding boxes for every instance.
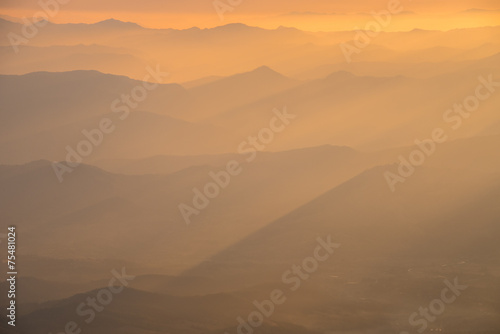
[178,106,296,225]
[400,277,467,334]
[213,0,244,21]
[51,65,169,183]
[7,0,72,53]
[340,0,406,63]
[385,74,500,192]
[225,235,340,334]
[48,267,135,334]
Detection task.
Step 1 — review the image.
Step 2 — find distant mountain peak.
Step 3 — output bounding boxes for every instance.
[243,66,288,80]
[219,22,250,28]
[324,70,356,81]
[211,23,261,32]
[192,65,289,91]
[252,65,278,74]
[94,18,142,28]
[276,25,302,32]
[409,28,433,33]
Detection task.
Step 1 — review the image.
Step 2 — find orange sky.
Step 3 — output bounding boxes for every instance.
[1,0,499,30]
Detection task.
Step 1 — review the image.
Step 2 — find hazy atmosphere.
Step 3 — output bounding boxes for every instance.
[0,0,499,333]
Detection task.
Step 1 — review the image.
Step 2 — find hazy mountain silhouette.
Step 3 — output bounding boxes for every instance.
[1,8,500,333]
[185,66,300,121]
